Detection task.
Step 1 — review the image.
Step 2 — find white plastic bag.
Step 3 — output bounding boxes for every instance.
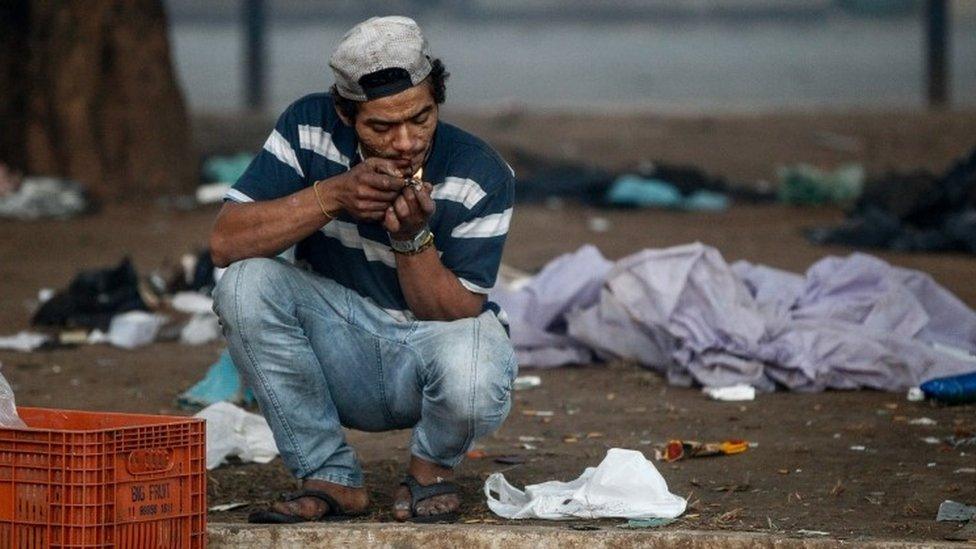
[0,331,49,352]
[195,401,277,469]
[0,363,26,428]
[179,313,221,345]
[108,311,167,349]
[171,292,215,315]
[485,448,686,520]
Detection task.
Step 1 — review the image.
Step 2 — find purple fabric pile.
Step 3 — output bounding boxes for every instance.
[491,243,976,392]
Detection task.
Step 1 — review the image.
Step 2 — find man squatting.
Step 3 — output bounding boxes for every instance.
[210,16,517,523]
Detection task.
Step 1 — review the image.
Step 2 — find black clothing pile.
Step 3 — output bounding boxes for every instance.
[807,147,976,254]
[32,257,149,331]
[505,148,773,206]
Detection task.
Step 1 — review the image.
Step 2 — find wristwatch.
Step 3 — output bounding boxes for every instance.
[389,227,434,255]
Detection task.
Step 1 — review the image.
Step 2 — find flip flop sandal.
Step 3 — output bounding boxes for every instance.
[248,489,355,523]
[400,474,460,524]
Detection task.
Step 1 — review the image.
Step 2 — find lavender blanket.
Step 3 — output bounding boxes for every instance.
[491,243,976,391]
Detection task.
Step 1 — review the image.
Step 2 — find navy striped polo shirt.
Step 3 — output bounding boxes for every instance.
[225,92,515,322]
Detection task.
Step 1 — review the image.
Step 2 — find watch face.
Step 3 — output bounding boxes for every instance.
[391,227,430,252]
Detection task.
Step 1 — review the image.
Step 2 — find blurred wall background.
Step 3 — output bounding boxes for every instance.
[163,0,976,114]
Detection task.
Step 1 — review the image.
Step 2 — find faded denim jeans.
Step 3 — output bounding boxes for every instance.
[212,257,517,488]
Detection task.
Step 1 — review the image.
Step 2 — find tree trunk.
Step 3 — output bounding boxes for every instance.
[0,0,193,201]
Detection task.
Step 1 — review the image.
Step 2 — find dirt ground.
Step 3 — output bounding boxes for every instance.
[1,110,975,542]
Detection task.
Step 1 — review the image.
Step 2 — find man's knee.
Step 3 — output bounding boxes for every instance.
[212,257,293,324]
[428,318,516,427]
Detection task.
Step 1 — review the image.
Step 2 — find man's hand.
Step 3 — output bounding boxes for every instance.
[323,157,406,222]
[384,182,435,240]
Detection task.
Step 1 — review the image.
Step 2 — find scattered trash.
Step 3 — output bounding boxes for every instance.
[849,446,867,451]
[702,384,756,402]
[202,153,254,186]
[920,437,942,445]
[180,313,221,346]
[587,217,611,233]
[521,410,554,417]
[605,175,729,211]
[0,364,26,428]
[208,502,250,512]
[494,455,527,465]
[0,331,49,352]
[908,417,937,426]
[776,163,864,206]
[513,375,542,391]
[195,183,231,205]
[195,401,278,470]
[177,350,254,409]
[0,177,87,220]
[937,500,976,522]
[807,148,976,254]
[954,468,976,474]
[655,439,749,462]
[518,436,544,443]
[171,292,215,315]
[619,517,676,529]
[906,387,925,402]
[796,529,830,537]
[485,448,686,520]
[948,435,976,448]
[107,311,168,350]
[466,449,488,459]
[921,371,976,405]
[33,257,151,331]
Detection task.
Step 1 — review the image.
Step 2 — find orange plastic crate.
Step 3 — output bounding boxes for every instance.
[0,407,206,548]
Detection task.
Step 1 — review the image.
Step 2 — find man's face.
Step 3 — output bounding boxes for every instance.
[350,82,438,178]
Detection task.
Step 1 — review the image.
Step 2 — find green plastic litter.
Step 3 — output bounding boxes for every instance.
[776,163,864,206]
[202,153,255,184]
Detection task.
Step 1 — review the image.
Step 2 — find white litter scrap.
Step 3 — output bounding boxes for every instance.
[195,401,278,470]
[906,387,925,402]
[180,313,222,346]
[107,311,168,349]
[513,375,542,391]
[485,448,686,520]
[0,331,49,352]
[171,292,215,315]
[702,384,756,401]
[208,502,250,512]
[908,417,937,426]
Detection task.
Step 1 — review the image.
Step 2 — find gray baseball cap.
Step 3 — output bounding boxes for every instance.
[329,16,433,102]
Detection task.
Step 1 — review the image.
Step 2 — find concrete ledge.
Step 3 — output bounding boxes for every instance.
[208,523,955,548]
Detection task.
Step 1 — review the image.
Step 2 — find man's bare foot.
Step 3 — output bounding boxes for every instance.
[392,456,460,521]
[271,478,369,520]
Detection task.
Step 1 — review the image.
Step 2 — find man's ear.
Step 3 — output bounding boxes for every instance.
[336,108,353,127]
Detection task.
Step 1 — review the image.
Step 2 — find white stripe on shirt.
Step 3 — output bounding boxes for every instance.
[224,188,254,203]
[298,125,350,167]
[432,177,487,209]
[264,130,304,178]
[451,208,512,239]
[458,277,492,294]
[320,220,396,268]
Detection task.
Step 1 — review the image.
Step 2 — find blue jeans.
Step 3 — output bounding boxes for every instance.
[212,257,517,488]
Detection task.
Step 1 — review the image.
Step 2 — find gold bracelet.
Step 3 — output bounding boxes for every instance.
[312,180,334,220]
